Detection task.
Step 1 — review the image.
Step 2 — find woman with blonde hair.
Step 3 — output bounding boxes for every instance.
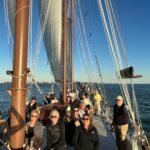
[26,109,43,150]
[73,113,99,150]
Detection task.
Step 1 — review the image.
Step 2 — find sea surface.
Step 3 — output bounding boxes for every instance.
[0,83,150,141]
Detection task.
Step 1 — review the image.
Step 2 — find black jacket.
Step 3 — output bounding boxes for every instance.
[27,102,37,114]
[47,121,66,150]
[73,125,99,150]
[65,116,82,145]
[113,104,128,125]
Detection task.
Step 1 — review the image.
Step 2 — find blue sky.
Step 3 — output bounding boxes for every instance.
[0,0,150,83]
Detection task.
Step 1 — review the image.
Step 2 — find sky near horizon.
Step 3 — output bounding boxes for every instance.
[0,0,150,84]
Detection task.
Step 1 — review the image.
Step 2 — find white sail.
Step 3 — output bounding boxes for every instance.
[67,18,72,82]
[6,0,72,82]
[39,0,72,82]
[5,0,16,33]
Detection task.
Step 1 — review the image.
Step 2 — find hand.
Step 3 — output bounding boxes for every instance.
[4,128,8,134]
[26,145,29,150]
[110,123,114,129]
[75,120,81,127]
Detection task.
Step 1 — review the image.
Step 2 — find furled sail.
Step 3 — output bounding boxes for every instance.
[39,0,72,82]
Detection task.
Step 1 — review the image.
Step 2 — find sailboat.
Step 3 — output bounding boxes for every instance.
[1,0,150,150]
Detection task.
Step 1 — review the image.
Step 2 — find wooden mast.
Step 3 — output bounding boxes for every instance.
[71,0,74,92]
[10,0,29,149]
[63,0,67,104]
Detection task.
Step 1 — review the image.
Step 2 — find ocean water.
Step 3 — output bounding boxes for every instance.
[0,83,150,141]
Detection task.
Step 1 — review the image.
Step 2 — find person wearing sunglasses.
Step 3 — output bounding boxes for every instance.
[73,113,99,150]
[25,109,43,150]
[65,107,82,146]
[46,109,66,150]
[112,95,129,150]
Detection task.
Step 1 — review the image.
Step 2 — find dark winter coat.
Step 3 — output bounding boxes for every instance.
[47,121,66,150]
[113,104,128,125]
[73,125,99,150]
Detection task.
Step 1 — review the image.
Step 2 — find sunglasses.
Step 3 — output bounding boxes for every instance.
[116,99,121,101]
[50,115,57,118]
[31,115,38,118]
[83,117,90,121]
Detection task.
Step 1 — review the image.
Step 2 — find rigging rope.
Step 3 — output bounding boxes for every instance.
[109,0,129,67]
[97,0,135,123]
[30,0,55,87]
[94,51,111,119]
[77,0,96,71]
[28,0,33,69]
[106,0,143,129]
[75,1,110,115]
[74,1,92,82]
[4,0,14,63]
[75,0,99,83]
[97,0,149,146]
[105,0,134,118]
[85,0,110,112]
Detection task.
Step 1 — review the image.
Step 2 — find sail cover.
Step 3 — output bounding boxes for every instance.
[39,0,72,82]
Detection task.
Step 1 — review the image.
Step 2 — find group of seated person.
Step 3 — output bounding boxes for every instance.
[0,90,99,150]
[24,94,99,150]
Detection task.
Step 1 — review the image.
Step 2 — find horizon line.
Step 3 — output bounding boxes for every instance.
[0,81,150,84]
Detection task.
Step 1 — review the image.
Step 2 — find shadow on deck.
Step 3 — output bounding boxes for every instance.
[93,115,118,150]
